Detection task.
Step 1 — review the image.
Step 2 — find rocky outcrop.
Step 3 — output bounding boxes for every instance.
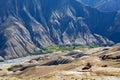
[65,51,87,58]
[43,57,73,66]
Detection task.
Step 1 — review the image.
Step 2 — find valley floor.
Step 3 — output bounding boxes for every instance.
[0,45,120,80]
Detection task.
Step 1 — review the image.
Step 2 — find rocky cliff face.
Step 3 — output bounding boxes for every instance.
[106,11,120,43]
[78,0,120,12]
[0,0,117,59]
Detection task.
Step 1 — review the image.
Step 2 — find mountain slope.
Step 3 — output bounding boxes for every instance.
[77,0,100,7]
[0,0,117,59]
[107,11,120,43]
[77,0,120,12]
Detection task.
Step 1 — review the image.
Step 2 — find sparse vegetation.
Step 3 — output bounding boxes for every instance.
[1,45,120,80]
[81,78,95,80]
[32,45,100,55]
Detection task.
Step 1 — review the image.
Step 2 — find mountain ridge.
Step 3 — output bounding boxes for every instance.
[77,0,120,12]
[0,0,119,59]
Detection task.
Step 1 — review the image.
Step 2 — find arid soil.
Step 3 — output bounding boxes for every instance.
[0,45,120,80]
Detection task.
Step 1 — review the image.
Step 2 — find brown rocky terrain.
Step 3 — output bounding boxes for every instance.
[0,44,120,80]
